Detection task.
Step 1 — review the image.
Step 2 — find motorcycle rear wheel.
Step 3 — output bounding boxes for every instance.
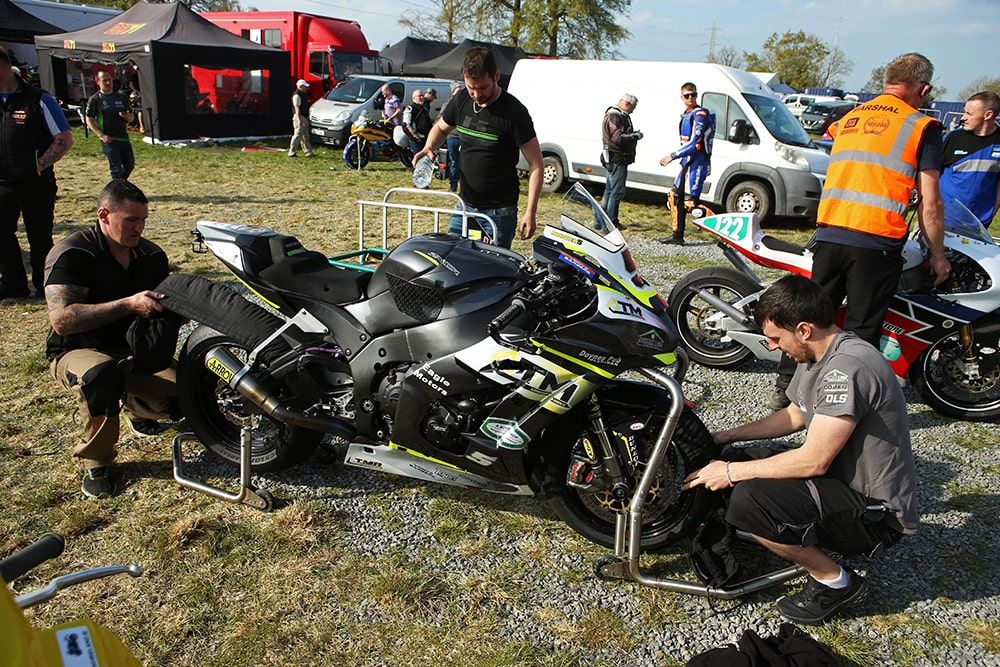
[177,327,321,471]
[546,399,719,553]
[668,266,761,368]
[343,139,370,170]
[909,326,1000,421]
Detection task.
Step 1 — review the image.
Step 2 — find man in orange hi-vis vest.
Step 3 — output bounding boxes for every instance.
[768,53,952,411]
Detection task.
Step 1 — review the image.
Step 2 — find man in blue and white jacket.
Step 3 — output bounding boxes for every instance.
[940,91,1000,228]
[659,82,714,245]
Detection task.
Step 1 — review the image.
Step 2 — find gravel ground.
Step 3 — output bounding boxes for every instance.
[179,235,1000,666]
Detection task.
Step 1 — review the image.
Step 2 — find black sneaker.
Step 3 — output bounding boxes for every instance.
[81,467,118,498]
[124,414,163,437]
[777,569,869,625]
[658,236,685,246]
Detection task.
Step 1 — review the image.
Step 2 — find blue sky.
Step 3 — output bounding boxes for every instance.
[251,0,999,99]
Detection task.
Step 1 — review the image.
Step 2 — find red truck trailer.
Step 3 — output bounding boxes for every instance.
[200,11,382,102]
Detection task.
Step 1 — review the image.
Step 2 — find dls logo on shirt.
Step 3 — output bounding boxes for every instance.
[822,368,849,404]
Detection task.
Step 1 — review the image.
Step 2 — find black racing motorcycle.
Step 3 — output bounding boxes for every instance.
[159,185,718,551]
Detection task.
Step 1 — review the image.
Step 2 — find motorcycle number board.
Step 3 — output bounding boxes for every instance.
[701,214,753,243]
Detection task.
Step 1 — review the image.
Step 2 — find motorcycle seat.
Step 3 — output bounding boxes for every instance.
[760,234,806,257]
[258,235,372,305]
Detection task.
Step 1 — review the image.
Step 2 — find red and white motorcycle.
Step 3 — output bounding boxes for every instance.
[667,200,1000,421]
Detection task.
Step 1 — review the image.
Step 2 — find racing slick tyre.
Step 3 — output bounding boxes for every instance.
[177,326,321,472]
[668,266,762,369]
[545,383,720,553]
[909,323,1000,422]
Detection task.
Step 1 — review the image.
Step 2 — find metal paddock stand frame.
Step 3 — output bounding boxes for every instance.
[593,359,806,599]
[172,428,273,510]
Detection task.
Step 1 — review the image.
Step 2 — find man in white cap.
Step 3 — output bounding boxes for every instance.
[289,79,316,158]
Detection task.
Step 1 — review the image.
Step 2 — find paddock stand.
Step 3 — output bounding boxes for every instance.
[593,366,806,599]
[172,428,275,510]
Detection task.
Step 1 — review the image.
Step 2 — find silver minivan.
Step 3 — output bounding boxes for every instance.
[309,75,453,147]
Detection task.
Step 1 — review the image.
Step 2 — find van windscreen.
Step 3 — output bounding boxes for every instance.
[325,77,382,103]
[744,93,813,147]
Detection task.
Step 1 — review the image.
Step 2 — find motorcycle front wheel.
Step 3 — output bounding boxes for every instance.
[177,326,321,471]
[546,390,719,553]
[343,138,370,170]
[909,323,1000,421]
[668,266,762,368]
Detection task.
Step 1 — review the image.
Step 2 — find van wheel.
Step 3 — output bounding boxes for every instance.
[542,155,565,192]
[726,180,772,222]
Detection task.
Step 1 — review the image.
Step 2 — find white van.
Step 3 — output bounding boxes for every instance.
[309,74,453,148]
[508,60,829,222]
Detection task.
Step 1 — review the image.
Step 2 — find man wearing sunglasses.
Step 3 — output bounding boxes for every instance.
[659,83,714,245]
[768,52,951,411]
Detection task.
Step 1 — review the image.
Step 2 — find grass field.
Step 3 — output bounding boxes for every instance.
[2,127,993,666]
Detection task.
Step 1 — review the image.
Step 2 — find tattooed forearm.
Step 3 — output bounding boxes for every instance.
[37,131,72,172]
[46,284,129,335]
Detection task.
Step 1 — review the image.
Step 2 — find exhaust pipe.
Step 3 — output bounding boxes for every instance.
[204,346,355,439]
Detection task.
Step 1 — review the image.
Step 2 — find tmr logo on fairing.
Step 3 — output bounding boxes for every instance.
[480,418,530,450]
[609,299,642,318]
[206,357,234,383]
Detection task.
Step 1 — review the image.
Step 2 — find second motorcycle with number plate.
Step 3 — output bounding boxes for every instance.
[667,200,1000,421]
[163,184,719,552]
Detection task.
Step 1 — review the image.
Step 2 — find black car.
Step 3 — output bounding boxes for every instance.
[800,100,858,135]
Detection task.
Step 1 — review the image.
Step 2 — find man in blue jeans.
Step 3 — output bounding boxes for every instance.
[413,47,543,248]
[600,93,642,231]
[86,70,136,181]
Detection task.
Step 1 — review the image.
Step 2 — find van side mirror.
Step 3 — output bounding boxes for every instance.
[729,119,751,144]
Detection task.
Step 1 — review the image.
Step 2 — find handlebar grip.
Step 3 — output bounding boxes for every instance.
[487,300,526,341]
[1,533,65,583]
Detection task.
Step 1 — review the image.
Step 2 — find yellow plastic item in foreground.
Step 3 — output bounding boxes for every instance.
[1,583,141,666]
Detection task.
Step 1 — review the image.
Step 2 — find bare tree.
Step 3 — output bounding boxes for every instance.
[958,75,1000,101]
[398,0,480,43]
[818,45,853,89]
[709,45,743,69]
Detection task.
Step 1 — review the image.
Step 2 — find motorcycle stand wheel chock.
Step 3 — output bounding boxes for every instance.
[592,368,805,600]
[172,428,275,511]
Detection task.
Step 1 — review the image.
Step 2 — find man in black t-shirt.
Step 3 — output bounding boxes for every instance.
[45,180,178,499]
[413,47,543,248]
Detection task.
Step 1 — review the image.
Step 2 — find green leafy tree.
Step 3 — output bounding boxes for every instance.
[521,0,629,58]
[743,30,852,91]
[958,75,1000,101]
